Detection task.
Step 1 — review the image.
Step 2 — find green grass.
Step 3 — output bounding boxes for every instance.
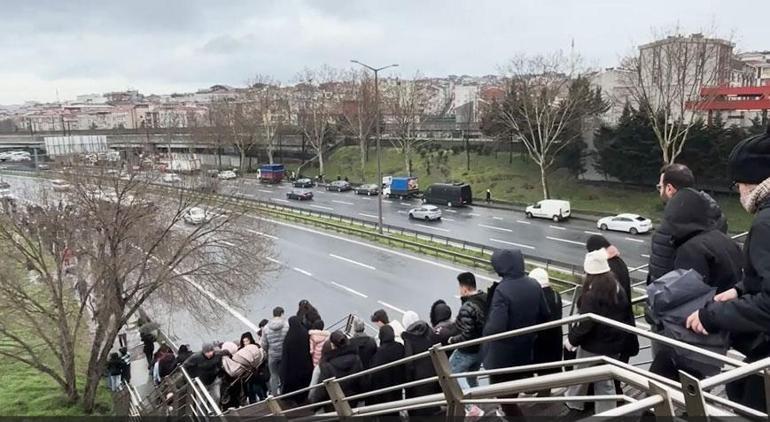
[299,146,752,233]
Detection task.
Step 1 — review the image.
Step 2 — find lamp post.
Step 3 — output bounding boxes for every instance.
[351,60,398,234]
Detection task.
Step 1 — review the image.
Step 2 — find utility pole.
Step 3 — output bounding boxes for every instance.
[351,60,399,234]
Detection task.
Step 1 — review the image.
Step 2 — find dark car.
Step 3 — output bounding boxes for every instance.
[293,178,315,188]
[354,184,380,196]
[287,190,313,201]
[326,180,352,192]
[423,182,473,207]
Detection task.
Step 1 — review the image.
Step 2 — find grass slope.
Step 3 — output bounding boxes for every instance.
[299,146,751,232]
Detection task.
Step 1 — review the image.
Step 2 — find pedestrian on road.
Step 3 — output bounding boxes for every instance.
[261,307,289,395]
[368,325,406,408]
[485,188,491,203]
[371,309,405,344]
[529,268,564,395]
[687,130,770,411]
[565,250,636,415]
[308,319,330,367]
[483,249,550,418]
[401,311,442,417]
[348,318,377,369]
[429,299,456,346]
[279,316,314,404]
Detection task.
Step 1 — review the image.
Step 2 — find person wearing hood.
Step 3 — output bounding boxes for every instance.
[371,309,405,345]
[106,352,126,392]
[309,331,367,405]
[401,311,443,416]
[348,318,377,369]
[565,250,637,414]
[308,319,331,367]
[183,343,225,402]
[279,316,314,404]
[368,325,406,406]
[297,299,322,330]
[687,130,770,411]
[649,163,728,283]
[261,306,289,395]
[482,249,550,417]
[429,299,456,346]
[529,268,564,394]
[175,344,193,368]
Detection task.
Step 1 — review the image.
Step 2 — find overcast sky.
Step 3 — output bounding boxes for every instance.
[1,0,767,105]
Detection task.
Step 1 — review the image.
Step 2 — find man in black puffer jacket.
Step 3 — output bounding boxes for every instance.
[447,272,487,393]
[648,164,728,283]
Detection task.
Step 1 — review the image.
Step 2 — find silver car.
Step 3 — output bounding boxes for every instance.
[408,205,442,221]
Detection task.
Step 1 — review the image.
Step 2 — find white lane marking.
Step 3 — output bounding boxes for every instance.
[246,229,279,240]
[549,225,566,231]
[641,254,650,258]
[378,300,406,314]
[359,197,373,201]
[332,200,354,205]
[310,204,334,211]
[266,256,282,264]
[489,238,536,250]
[469,213,481,217]
[247,215,497,282]
[358,213,380,219]
[293,267,313,277]
[546,236,584,246]
[492,216,503,221]
[400,202,411,206]
[625,237,645,243]
[516,220,531,225]
[331,281,368,298]
[584,231,602,235]
[478,223,513,232]
[397,210,408,214]
[271,197,290,203]
[442,217,455,222]
[220,240,235,247]
[445,209,458,213]
[416,224,450,232]
[258,189,272,193]
[180,273,258,331]
[329,253,376,270]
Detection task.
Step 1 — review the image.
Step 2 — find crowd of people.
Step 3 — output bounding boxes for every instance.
[115,129,770,417]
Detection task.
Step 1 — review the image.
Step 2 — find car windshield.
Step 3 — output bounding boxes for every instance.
[635,216,647,221]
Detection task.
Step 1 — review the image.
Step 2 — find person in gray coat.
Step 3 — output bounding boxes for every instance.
[260,306,289,395]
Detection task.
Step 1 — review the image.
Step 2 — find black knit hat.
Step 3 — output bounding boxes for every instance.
[728,128,770,184]
[586,234,611,252]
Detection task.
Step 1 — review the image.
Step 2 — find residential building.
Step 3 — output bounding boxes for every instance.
[738,51,770,86]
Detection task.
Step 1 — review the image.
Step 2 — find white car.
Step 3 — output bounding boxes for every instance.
[525,199,571,222]
[183,207,212,225]
[163,173,182,183]
[51,179,71,192]
[408,205,442,221]
[217,170,237,180]
[597,213,653,235]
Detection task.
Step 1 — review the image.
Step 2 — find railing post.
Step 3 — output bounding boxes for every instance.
[429,345,465,418]
[648,380,674,417]
[265,395,283,416]
[324,377,353,418]
[680,371,708,419]
[763,369,770,414]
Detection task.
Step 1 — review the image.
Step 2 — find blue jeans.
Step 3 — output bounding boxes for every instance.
[450,349,481,391]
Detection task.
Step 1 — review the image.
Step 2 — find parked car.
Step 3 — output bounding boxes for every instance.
[217,170,237,180]
[408,205,442,221]
[36,163,50,170]
[597,213,653,235]
[293,178,315,188]
[287,189,313,201]
[423,182,472,207]
[354,184,380,196]
[163,173,182,183]
[525,199,571,222]
[183,207,212,225]
[326,180,352,192]
[51,179,71,192]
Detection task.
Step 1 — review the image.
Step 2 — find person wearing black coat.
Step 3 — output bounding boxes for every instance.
[402,318,442,417]
[368,325,406,406]
[309,331,367,405]
[429,299,457,346]
[482,249,550,417]
[348,319,377,369]
[297,300,322,330]
[175,344,193,368]
[529,268,564,381]
[279,316,314,404]
[140,331,156,369]
[689,131,770,412]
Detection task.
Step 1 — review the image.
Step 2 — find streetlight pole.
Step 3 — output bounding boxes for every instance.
[351,60,398,234]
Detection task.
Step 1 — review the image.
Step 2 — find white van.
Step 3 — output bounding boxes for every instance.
[525,199,571,222]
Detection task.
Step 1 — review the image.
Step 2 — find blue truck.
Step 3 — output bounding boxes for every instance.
[383,176,419,199]
[258,163,285,184]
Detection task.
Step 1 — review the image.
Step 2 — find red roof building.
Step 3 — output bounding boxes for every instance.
[687,85,770,126]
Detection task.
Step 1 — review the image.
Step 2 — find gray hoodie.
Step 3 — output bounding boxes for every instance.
[261,317,289,362]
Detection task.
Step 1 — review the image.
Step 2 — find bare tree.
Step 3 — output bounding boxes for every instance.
[482,53,606,199]
[209,97,261,171]
[248,75,288,164]
[384,73,429,176]
[293,66,341,177]
[0,165,272,412]
[622,30,732,164]
[339,69,377,181]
